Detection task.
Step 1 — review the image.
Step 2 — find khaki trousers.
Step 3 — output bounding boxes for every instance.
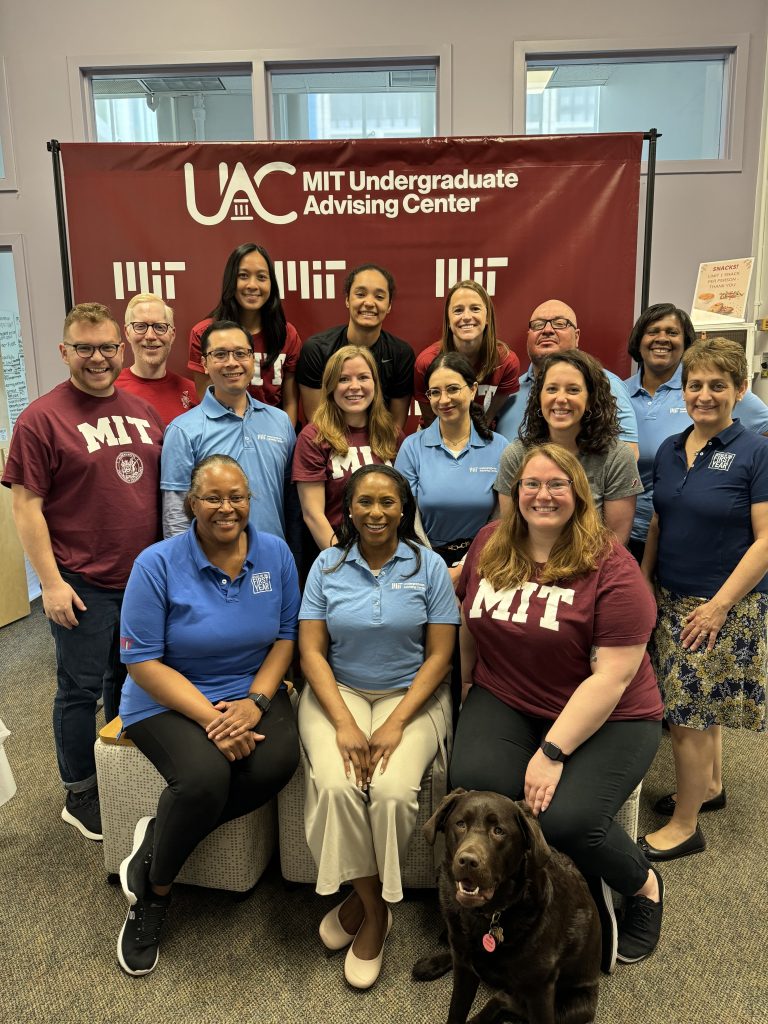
[298,682,450,902]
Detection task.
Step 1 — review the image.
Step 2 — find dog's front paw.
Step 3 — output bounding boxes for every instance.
[412,949,452,981]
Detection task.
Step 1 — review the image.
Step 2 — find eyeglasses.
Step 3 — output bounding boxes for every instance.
[425,384,469,400]
[63,342,121,358]
[203,348,254,363]
[192,493,251,508]
[528,317,576,332]
[519,477,572,495]
[127,321,172,336]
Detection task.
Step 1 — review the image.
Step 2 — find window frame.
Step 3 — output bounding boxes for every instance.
[0,58,18,191]
[261,48,449,141]
[68,51,259,142]
[512,35,749,174]
[0,234,39,405]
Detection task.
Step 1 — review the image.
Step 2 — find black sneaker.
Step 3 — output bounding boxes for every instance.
[617,867,664,964]
[117,891,171,976]
[587,876,618,974]
[120,817,156,905]
[61,786,102,841]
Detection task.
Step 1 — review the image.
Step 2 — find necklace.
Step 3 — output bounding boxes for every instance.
[440,428,471,449]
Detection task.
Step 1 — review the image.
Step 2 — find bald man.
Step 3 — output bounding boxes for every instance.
[495,299,638,454]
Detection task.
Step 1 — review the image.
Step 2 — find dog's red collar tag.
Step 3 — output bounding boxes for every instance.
[483,912,504,953]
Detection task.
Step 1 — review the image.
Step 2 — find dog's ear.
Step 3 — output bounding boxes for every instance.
[514,801,552,872]
[423,788,468,846]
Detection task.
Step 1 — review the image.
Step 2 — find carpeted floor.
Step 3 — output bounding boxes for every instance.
[1,600,766,1024]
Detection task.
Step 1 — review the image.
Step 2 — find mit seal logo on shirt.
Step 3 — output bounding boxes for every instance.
[115,452,144,484]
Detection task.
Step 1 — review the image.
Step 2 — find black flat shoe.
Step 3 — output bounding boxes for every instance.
[653,789,726,816]
[638,827,706,862]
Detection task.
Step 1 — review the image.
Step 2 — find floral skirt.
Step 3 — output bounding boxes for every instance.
[649,585,767,732]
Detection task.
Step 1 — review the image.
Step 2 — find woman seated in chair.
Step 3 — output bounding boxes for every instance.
[115,453,300,977]
[298,464,458,989]
[451,443,664,971]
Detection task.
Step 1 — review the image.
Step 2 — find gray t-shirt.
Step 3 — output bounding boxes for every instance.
[493,440,643,512]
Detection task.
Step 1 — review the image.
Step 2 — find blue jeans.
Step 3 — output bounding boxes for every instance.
[50,571,126,792]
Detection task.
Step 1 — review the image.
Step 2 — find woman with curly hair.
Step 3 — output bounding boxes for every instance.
[452,443,664,969]
[494,349,642,544]
[413,280,519,428]
[292,345,401,552]
[299,464,458,988]
[188,242,301,424]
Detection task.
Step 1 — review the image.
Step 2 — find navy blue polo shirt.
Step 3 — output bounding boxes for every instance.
[299,541,460,691]
[653,420,768,596]
[626,364,768,542]
[119,524,300,727]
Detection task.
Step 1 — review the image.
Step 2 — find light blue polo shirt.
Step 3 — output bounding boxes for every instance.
[652,421,768,597]
[119,524,300,728]
[495,364,639,445]
[625,364,768,542]
[299,541,459,691]
[394,420,507,547]
[160,387,295,539]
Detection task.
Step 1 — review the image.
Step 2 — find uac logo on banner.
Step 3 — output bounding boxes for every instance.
[184,161,298,226]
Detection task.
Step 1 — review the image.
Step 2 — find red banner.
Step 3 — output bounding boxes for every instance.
[60,135,642,380]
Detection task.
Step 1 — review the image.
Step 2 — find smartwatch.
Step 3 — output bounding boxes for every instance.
[246,692,271,713]
[540,740,569,764]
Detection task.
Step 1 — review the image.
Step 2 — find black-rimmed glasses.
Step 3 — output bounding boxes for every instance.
[128,321,172,336]
[192,494,251,508]
[528,317,575,332]
[63,342,121,358]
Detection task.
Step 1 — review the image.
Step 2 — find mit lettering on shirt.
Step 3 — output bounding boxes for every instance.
[468,578,575,631]
[331,446,389,479]
[251,352,286,387]
[76,416,156,453]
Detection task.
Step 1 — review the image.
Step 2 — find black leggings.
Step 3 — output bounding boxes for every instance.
[450,686,661,896]
[126,689,299,886]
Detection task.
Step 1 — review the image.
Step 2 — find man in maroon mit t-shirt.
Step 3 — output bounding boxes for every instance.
[2,303,164,842]
[116,292,198,426]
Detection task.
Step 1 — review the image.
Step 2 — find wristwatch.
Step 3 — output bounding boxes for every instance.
[540,740,569,764]
[246,692,271,713]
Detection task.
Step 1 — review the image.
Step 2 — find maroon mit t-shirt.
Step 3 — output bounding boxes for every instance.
[2,381,164,589]
[116,367,198,426]
[457,522,663,721]
[292,423,400,530]
[188,318,302,410]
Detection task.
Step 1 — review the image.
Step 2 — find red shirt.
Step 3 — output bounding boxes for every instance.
[457,522,663,722]
[116,368,198,426]
[414,341,520,426]
[292,423,401,530]
[2,381,164,589]
[188,318,302,410]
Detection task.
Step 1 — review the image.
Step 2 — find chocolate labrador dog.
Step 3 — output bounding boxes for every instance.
[413,789,600,1024]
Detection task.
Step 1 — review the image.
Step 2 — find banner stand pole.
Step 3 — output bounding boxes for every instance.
[640,128,661,312]
[47,140,73,313]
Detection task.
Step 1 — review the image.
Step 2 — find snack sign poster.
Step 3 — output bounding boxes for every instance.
[692,258,754,322]
[60,134,642,379]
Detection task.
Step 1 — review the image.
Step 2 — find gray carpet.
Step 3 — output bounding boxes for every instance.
[1,601,766,1024]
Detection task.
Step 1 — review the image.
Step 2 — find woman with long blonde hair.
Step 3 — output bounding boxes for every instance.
[452,443,664,971]
[293,345,401,552]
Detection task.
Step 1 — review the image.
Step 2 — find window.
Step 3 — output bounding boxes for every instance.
[88,68,253,142]
[269,63,437,141]
[515,39,748,172]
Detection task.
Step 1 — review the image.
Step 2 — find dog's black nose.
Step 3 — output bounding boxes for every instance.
[457,850,479,870]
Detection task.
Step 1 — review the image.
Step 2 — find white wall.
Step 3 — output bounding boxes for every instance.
[1,0,767,395]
